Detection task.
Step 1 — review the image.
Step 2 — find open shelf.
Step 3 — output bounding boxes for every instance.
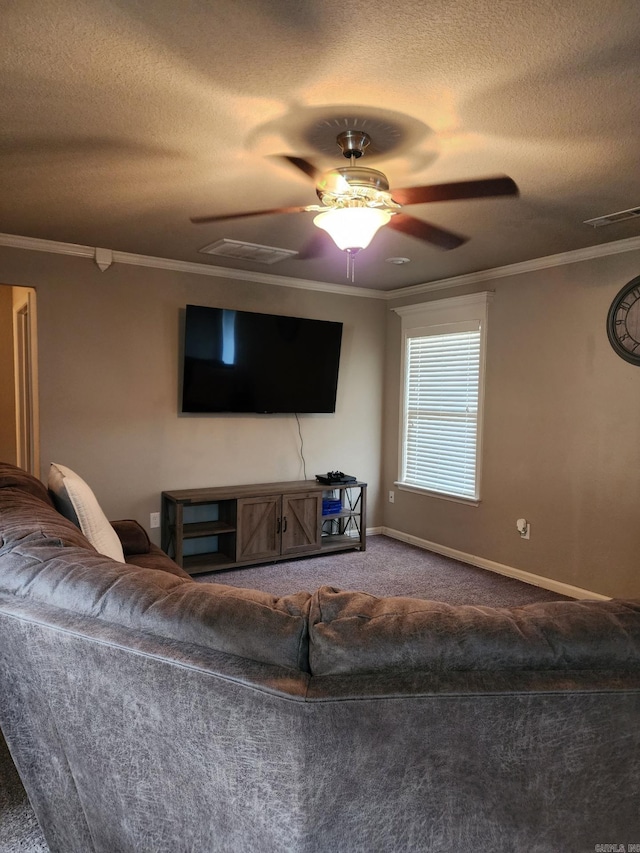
[320,534,361,551]
[182,520,236,539]
[183,552,236,571]
[321,508,359,521]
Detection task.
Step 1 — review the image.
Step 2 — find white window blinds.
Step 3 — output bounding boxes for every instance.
[403,325,481,499]
[394,293,490,502]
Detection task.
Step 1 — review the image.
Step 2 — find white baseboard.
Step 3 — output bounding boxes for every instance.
[378,527,610,601]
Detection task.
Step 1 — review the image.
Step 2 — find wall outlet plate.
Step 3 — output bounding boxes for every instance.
[150,512,160,529]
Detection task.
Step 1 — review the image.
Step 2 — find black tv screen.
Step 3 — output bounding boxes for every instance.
[181,305,343,413]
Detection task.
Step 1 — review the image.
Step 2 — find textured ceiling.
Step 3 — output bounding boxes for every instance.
[2,0,640,291]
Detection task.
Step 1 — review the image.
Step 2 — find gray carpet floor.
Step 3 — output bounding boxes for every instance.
[193,533,569,606]
[0,535,570,851]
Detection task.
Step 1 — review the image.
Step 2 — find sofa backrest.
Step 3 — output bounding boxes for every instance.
[3,462,640,681]
[308,585,640,675]
[0,462,54,506]
[0,463,311,672]
[0,462,92,552]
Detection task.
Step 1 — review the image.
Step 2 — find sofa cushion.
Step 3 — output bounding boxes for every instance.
[48,463,125,563]
[0,462,55,506]
[1,538,311,672]
[308,586,640,676]
[0,477,95,554]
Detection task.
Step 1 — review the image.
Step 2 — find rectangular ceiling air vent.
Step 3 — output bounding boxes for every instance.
[584,206,640,228]
[199,238,298,264]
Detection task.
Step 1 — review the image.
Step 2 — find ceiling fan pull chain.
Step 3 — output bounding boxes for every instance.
[347,248,357,282]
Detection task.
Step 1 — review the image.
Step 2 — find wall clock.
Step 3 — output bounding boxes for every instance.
[606,274,640,365]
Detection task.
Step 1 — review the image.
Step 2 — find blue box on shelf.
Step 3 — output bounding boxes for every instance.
[322,497,343,516]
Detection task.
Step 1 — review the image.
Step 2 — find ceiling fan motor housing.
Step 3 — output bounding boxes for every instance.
[337,166,389,191]
[316,166,397,208]
[316,131,399,209]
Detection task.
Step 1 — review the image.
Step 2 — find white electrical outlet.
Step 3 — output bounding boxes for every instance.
[516,518,530,539]
[150,512,160,529]
[388,490,395,503]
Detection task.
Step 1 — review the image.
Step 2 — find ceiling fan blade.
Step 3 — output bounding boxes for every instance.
[392,176,519,207]
[387,214,468,250]
[191,205,309,224]
[276,155,322,182]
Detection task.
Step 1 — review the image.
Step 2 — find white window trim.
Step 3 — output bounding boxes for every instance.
[392,292,492,504]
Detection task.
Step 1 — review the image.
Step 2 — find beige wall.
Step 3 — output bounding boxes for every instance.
[3,239,638,598]
[0,286,17,464]
[0,247,386,539]
[383,248,640,599]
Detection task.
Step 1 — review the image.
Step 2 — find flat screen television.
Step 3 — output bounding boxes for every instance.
[181,304,343,414]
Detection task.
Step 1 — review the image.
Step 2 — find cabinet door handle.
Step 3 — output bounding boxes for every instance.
[282,516,288,533]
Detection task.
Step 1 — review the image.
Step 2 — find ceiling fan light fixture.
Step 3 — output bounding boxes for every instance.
[313,207,392,251]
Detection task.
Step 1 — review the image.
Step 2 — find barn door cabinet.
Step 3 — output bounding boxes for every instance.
[235,492,320,563]
[161,480,366,574]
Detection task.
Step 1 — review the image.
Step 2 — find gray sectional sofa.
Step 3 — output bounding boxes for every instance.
[0,461,639,852]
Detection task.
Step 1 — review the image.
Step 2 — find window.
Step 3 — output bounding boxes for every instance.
[394,293,490,503]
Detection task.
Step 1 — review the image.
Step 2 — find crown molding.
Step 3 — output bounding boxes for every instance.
[383,234,640,300]
[392,290,492,317]
[0,232,385,300]
[0,233,97,259]
[2,231,640,302]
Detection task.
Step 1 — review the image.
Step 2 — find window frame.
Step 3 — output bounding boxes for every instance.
[393,292,491,505]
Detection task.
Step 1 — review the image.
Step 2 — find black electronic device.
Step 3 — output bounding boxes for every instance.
[181,305,343,414]
[315,471,357,485]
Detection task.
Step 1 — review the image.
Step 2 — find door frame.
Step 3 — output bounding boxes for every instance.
[12,287,39,475]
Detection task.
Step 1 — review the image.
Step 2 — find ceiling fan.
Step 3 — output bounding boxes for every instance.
[191,129,519,267]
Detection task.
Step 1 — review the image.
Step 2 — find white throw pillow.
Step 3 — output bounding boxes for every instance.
[48,463,125,563]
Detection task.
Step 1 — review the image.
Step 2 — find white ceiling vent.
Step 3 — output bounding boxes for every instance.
[199,238,298,264]
[584,206,640,228]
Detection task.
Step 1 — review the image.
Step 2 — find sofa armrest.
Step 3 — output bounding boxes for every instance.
[110,519,151,557]
[126,544,193,579]
[110,519,191,579]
